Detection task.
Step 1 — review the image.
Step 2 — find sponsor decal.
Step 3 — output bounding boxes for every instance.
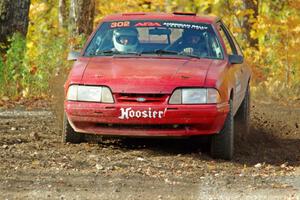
[135,22,162,27]
[110,21,130,28]
[162,22,208,30]
[118,107,166,119]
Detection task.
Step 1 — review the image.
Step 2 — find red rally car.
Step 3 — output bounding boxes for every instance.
[64,12,251,160]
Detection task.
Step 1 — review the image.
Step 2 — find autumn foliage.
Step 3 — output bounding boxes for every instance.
[0,0,299,101]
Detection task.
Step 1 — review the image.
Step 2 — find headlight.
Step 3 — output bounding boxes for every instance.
[182,88,207,104]
[67,85,114,103]
[78,86,102,102]
[169,88,221,104]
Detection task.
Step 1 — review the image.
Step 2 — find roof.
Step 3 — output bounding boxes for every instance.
[102,12,219,24]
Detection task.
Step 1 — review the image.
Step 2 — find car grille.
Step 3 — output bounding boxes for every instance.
[115,93,168,103]
[96,123,186,130]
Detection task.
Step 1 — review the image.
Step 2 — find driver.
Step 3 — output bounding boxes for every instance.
[112,28,139,53]
[180,29,207,56]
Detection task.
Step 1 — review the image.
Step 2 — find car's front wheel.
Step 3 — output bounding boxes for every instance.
[62,113,84,143]
[210,99,234,160]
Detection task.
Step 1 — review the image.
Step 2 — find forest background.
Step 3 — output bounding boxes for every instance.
[0,0,299,103]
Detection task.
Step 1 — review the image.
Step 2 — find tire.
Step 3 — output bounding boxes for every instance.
[210,99,234,160]
[62,113,84,143]
[235,85,250,138]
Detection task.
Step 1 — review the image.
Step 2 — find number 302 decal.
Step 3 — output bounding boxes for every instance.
[111,21,130,28]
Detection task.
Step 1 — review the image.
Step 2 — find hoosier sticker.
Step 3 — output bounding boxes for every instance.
[118,108,166,119]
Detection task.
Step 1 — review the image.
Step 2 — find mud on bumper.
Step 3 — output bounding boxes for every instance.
[65,101,229,137]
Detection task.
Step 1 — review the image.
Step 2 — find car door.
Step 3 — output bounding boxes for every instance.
[217,21,245,114]
[222,23,250,98]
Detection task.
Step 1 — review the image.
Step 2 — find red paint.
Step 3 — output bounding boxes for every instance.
[64,13,251,137]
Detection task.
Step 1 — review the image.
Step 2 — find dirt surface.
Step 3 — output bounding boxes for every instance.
[0,99,299,200]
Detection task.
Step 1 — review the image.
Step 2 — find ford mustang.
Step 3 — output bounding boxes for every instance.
[63,12,251,160]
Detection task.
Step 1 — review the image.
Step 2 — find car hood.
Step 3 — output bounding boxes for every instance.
[81,57,214,93]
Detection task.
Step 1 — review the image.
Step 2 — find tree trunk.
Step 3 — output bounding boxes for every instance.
[242,0,259,48]
[69,0,95,37]
[0,0,30,47]
[59,0,68,29]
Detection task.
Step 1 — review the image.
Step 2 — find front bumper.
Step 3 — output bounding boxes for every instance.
[65,101,229,137]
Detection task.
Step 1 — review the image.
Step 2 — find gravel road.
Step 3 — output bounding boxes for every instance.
[0,99,299,200]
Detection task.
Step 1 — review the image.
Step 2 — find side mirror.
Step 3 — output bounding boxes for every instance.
[229,54,243,64]
[67,51,80,61]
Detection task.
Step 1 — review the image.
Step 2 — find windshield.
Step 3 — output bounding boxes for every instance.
[84,20,223,59]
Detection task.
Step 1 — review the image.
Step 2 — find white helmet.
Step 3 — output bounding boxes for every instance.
[113,28,138,52]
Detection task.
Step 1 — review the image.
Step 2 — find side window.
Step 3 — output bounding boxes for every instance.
[218,23,237,55]
[230,32,243,56]
[233,39,243,56]
[222,23,243,56]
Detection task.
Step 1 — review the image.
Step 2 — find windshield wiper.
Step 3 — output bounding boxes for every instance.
[140,49,201,59]
[178,52,201,59]
[87,50,119,56]
[90,50,140,56]
[140,49,178,55]
[155,49,179,55]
